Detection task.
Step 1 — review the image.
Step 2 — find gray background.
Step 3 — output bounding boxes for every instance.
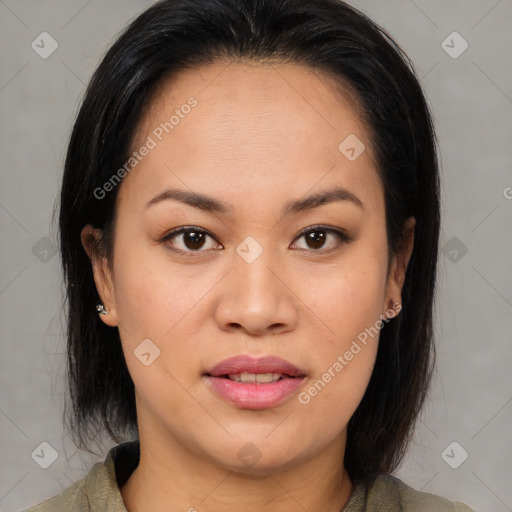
[1,1,511,511]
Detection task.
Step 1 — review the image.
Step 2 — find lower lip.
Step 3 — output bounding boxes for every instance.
[204,376,306,409]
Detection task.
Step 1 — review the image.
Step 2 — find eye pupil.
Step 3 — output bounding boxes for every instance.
[306,230,326,249]
[184,231,205,250]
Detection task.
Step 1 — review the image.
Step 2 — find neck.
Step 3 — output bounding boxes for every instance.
[120,423,352,512]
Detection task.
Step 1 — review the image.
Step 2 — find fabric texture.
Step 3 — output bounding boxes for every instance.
[23,440,476,512]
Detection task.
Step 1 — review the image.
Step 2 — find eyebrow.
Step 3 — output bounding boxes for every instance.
[144,186,364,215]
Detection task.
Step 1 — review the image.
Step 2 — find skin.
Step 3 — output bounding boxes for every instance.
[82,60,415,512]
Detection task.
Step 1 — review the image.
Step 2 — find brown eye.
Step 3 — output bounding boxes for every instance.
[162,227,221,253]
[292,226,350,252]
[161,225,349,256]
[182,230,206,250]
[304,230,328,250]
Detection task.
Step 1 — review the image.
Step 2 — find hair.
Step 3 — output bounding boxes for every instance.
[58,0,440,484]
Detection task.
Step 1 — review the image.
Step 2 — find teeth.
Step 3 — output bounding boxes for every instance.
[227,372,282,383]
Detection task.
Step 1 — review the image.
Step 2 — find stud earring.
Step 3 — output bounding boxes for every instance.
[96,304,110,316]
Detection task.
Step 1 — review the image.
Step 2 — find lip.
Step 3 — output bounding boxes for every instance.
[205,355,307,378]
[203,355,307,409]
[204,376,306,409]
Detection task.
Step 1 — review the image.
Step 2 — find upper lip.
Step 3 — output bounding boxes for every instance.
[205,355,307,377]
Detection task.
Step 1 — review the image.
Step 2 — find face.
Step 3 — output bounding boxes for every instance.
[82,60,413,475]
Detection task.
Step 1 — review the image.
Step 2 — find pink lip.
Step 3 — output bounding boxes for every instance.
[204,376,306,409]
[205,355,307,377]
[203,355,307,409]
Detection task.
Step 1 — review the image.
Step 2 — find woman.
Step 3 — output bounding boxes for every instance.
[24,0,476,510]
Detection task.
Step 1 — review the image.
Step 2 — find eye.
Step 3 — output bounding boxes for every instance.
[161,226,222,253]
[291,225,350,252]
[160,224,350,255]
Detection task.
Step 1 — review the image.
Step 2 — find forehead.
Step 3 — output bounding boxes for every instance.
[136,59,369,149]
[122,60,381,215]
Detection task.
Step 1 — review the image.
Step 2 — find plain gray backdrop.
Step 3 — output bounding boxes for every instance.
[1,1,511,511]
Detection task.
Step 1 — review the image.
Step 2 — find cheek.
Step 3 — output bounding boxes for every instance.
[111,247,202,420]
[305,247,388,344]
[111,232,198,337]
[110,237,215,385]
[294,247,387,421]
[310,268,384,381]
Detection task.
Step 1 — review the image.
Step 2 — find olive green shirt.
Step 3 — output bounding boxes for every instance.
[23,440,476,512]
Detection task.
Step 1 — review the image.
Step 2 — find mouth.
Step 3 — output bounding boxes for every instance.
[205,372,301,383]
[202,355,307,409]
[203,373,307,409]
[204,354,307,379]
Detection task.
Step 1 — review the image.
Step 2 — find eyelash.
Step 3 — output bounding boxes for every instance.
[160,225,351,256]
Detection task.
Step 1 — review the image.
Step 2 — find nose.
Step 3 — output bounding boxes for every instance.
[213,249,299,336]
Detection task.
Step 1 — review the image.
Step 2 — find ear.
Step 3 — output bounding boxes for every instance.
[383,217,415,319]
[81,224,118,327]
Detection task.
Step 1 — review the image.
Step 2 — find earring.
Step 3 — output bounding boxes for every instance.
[96,304,110,316]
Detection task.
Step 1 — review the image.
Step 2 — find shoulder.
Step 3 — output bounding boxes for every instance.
[22,440,139,512]
[365,474,476,512]
[21,468,95,511]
